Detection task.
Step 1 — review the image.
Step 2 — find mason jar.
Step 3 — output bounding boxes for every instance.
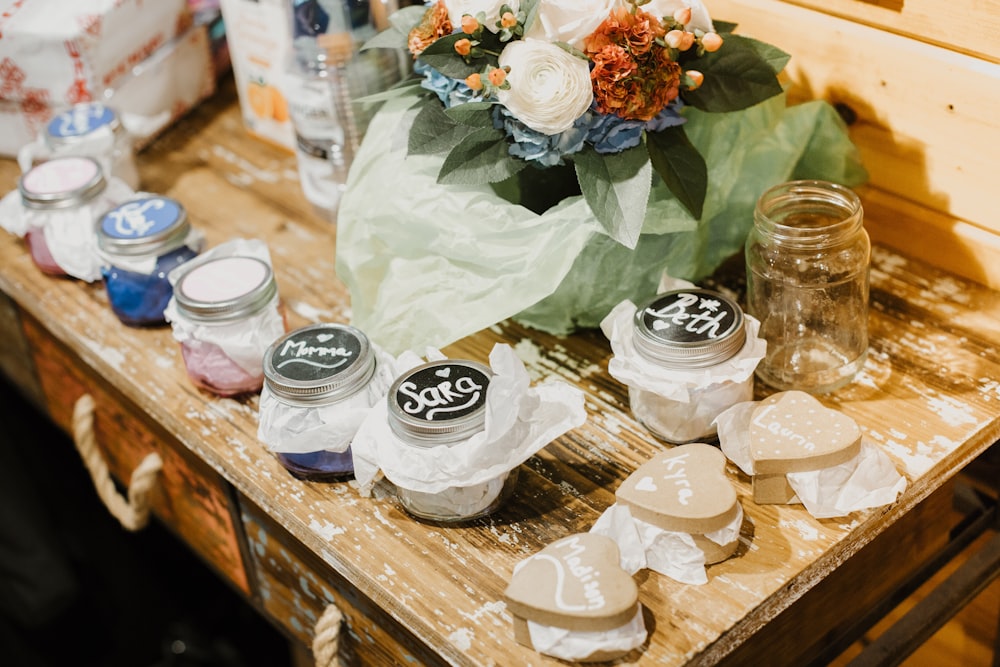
[745,180,870,393]
[168,255,287,397]
[259,323,381,481]
[387,359,517,522]
[628,288,754,443]
[17,156,117,278]
[97,195,201,326]
[41,102,140,189]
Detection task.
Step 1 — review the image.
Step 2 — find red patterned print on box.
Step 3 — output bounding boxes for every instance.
[64,40,93,105]
[0,57,25,98]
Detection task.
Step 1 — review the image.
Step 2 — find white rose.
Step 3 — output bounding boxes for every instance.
[444,0,520,33]
[525,0,618,50]
[641,0,714,34]
[497,38,593,136]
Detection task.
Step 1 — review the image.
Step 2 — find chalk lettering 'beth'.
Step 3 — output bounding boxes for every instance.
[646,293,730,339]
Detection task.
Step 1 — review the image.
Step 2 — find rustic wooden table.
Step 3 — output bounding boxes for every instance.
[1,77,998,666]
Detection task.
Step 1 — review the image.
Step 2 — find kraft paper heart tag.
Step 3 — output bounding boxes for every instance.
[750,391,862,474]
[505,533,640,643]
[615,443,741,564]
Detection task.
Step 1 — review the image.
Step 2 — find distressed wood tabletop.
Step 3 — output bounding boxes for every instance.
[1,76,998,665]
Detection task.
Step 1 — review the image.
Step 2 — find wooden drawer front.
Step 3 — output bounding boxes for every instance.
[241,500,445,667]
[0,291,44,409]
[21,310,250,595]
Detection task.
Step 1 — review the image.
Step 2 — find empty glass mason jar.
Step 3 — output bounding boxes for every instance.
[387,359,518,522]
[745,180,870,393]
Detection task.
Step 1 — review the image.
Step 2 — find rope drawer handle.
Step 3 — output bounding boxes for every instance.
[71,393,163,532]
[313,603,344,667]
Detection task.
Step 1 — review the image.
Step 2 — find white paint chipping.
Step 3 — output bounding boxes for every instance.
[309,519,345,541]
[448,628,473,650]
[778,518,820,542]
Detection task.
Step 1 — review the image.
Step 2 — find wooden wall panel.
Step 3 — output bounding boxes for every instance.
[710,0,1000,289]
[784,0,1000,64]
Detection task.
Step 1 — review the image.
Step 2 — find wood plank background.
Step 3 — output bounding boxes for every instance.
[710,0,1000,291]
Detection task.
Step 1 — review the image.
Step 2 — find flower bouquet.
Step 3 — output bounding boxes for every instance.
[336,0,865,354]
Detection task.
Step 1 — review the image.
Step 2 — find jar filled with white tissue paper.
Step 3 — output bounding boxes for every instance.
[602,288,766,444]
[259,322,386,481]
[386,359,517,522]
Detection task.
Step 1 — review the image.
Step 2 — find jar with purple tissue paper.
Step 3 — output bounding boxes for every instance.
[601,288,767,445]
[258,323,391,482]
[97,195,202,326]
[15,156,131,280]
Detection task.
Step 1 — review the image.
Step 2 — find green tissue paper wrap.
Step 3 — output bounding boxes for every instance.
[336,91,866,355]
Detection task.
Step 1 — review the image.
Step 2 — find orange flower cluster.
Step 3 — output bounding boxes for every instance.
[408,0,452,56]
[584,7,682,122]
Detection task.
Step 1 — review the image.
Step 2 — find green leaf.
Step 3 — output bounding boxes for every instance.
[741,35,791,75]
[444,101,495,127]
[419,34,497,79]
[353,79,424,106]
[438,127,528,185]
[682,34,784,112]
[361,28,406,52]
[408,101,479,156]
[713,20,738,33]
[574,145,652,249]
[390,5,427,33]
[520,0,540,33]
[647,126,707,220]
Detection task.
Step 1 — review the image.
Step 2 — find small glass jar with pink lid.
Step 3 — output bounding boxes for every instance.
[164,240,287,397]
[5,156,133,280]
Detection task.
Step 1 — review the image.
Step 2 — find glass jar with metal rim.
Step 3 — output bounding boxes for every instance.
[42,102,139,189]
[168,254,286,396]
[386,359,518,522]
[628,288,755,444]
[259,323,379,481]
[97,195,201,326]
[18,156,112,276]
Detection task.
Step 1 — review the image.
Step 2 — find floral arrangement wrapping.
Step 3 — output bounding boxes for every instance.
[336,0,866,354]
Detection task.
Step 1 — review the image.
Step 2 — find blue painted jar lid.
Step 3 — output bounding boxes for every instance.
[45,102,121,146]
[633,289,746,368]
[263,323,375,406]
[387,360,492,446]
[97,196,190,258]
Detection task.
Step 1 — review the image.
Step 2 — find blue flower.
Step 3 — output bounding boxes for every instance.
[583,102,688,154]
[414,61,476,108]
[492,105,588,167]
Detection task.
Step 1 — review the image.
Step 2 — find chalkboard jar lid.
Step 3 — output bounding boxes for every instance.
[18,156,107,210]
[174,255,277,323]
[97,196,190,258]
[263,323,375,406]
[633,289,746,369]
[387,360,492,446]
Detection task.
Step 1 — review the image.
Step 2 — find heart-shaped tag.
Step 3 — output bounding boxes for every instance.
[616,444,739,535]
[315,333,334,343]
[749,391,862,474]
[504,533,638,634]
[434,367,451,378]
[651,319,670,331]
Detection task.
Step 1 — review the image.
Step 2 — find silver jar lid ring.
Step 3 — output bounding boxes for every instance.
[633,289,746,369]
[264,323,376,405]
[18,156,107,210]
[387,360,492,446]
[174,255,278,323]
[97,196,190,258]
